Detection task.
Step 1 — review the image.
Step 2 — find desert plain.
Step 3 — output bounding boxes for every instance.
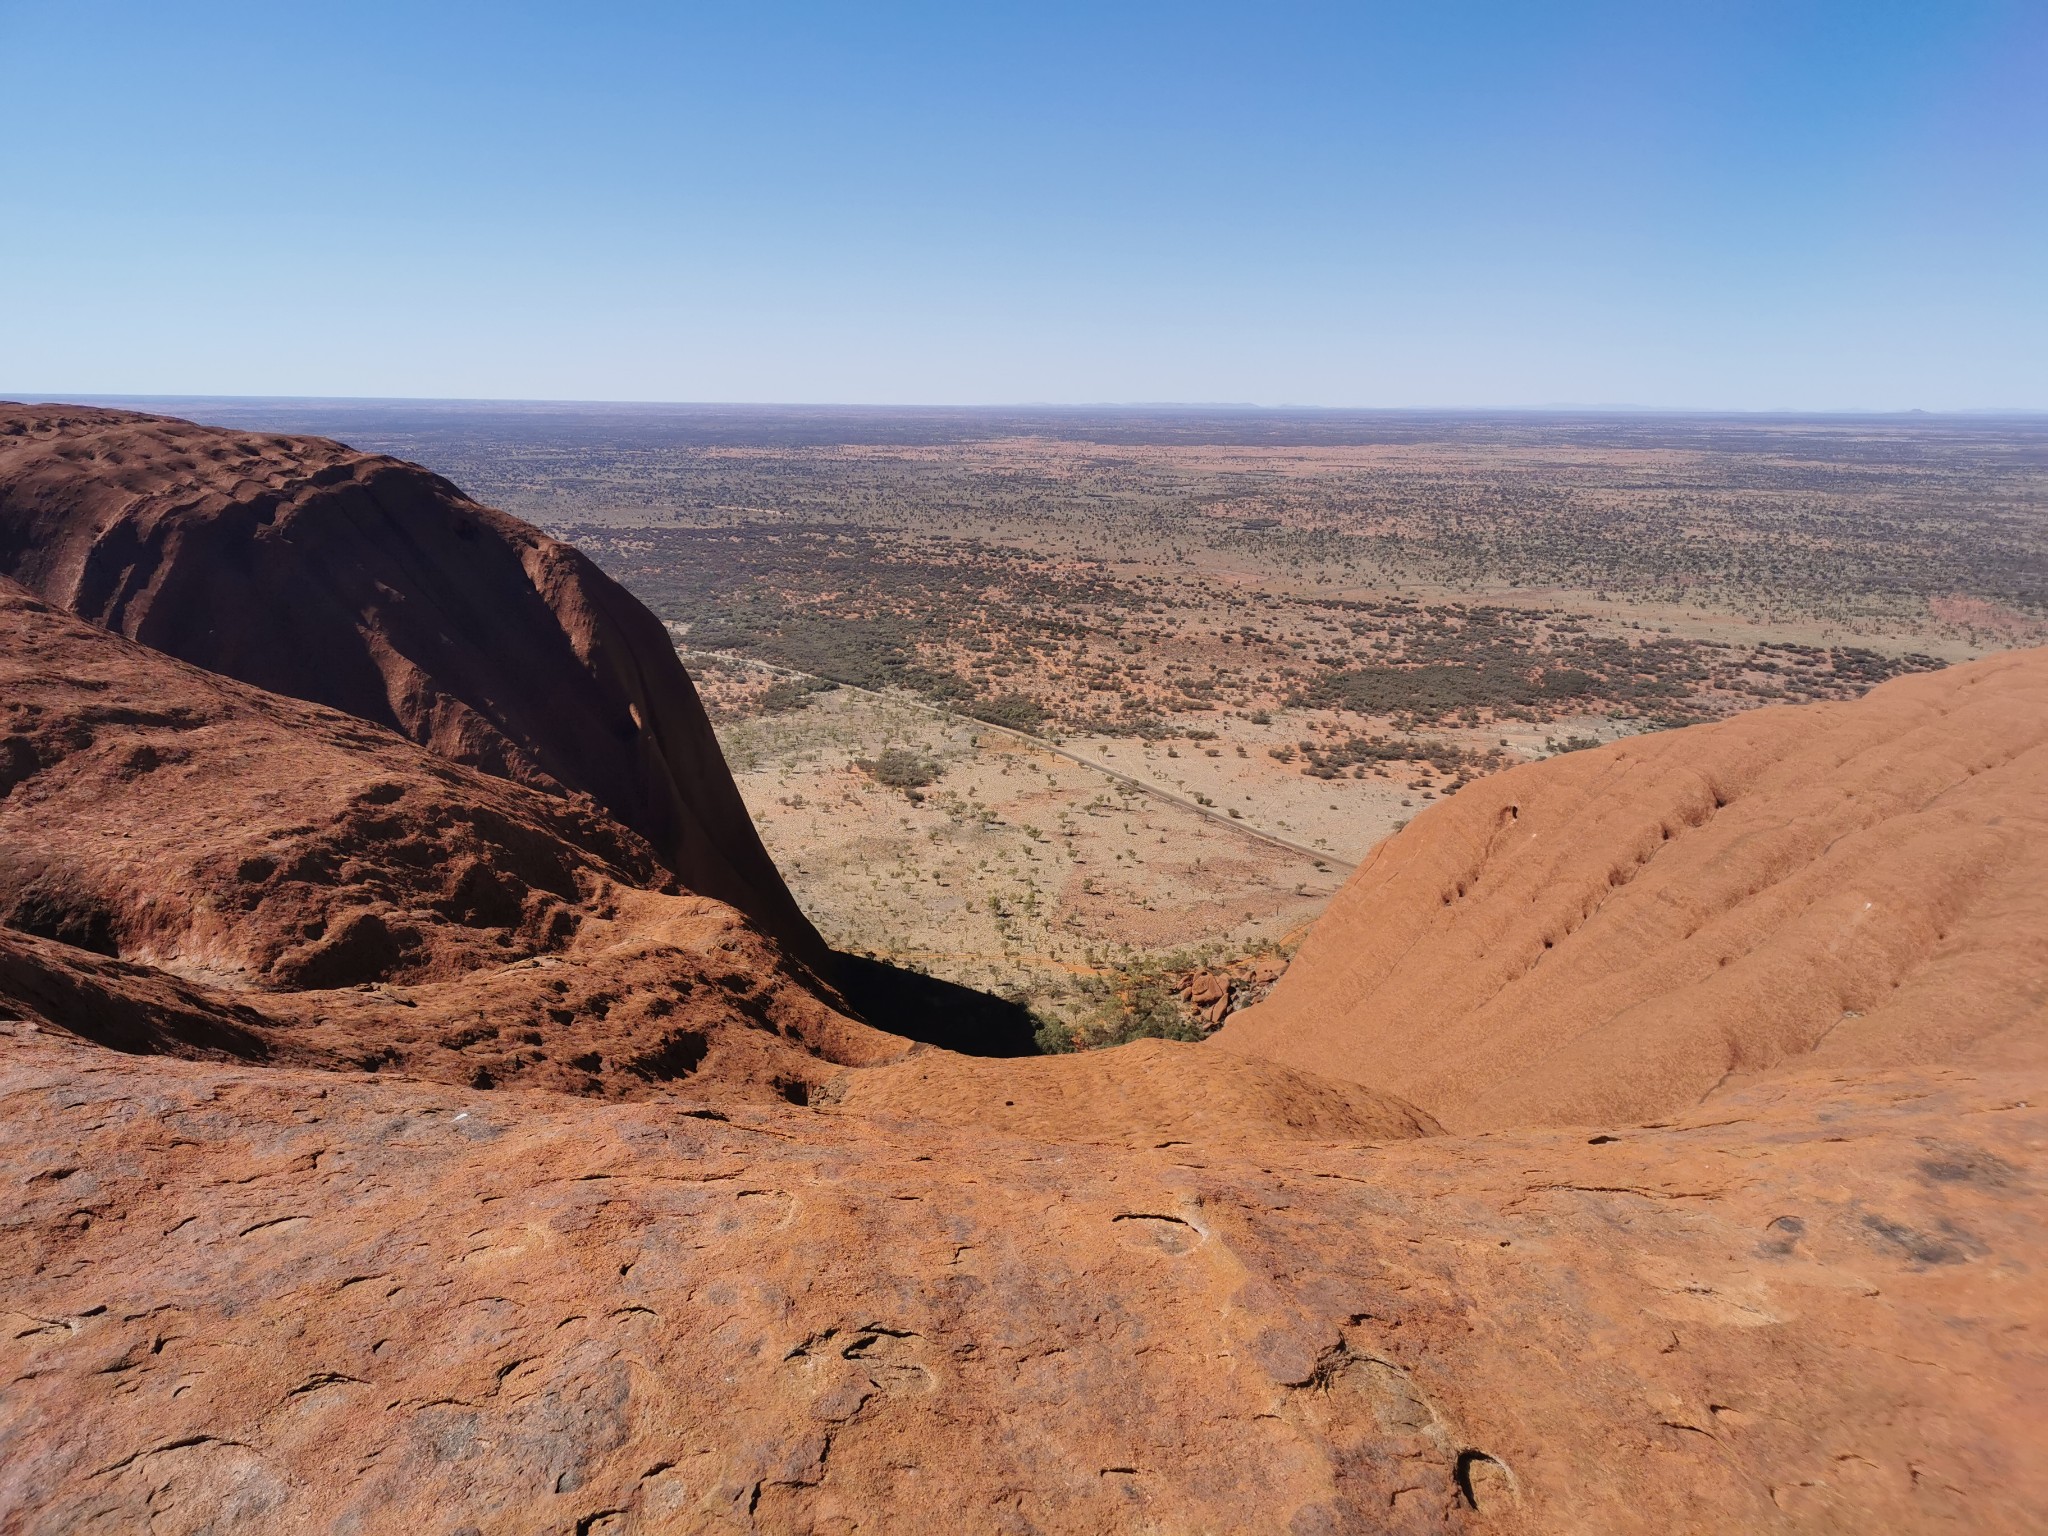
[139,399,2036,1045]
[1,400,2042,1534]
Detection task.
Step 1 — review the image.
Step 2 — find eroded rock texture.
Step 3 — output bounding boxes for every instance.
[0,415,2042,1533]
[2,1032,2040,1533]
[0,578,891,1104]
[0,404,821,962]
[1220,649,2048,1131]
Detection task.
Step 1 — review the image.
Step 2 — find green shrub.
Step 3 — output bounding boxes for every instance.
[969,692,1047,733]
[757,676,839,714]
[857,747,940,790]
[851,749,937,794]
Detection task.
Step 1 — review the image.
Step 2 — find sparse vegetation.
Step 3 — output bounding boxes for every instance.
[758,675,839,714]
[574,523,1951,746]
[967,692,1047,734]
[857,746,941,791]
[315,405,2040,1054]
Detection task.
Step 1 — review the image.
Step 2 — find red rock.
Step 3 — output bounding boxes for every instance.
[826,1034,1441,1149]
[0,404,822,963]
[0,577,890,1104]
[1218,649,2048,1132]
[1,420,2043,1531]
[1184,968,1231,1008]
[0,1025,2039,1533]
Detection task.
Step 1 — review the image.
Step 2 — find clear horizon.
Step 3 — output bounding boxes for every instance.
[4,2,2044,411]
[28,394,2048,419]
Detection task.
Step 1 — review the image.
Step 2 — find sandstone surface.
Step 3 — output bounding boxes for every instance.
[1,420,2043,1533]
[1219,649,2048,1131]
[0,404,821,961]
[827,1035,1441,1149]
[0,577,890,1104]
[1,1025,2040,1534]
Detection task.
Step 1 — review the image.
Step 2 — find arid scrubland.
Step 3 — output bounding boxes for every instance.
[125,401,2048,1039]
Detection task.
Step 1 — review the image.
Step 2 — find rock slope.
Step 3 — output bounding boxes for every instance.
[1217,649,2048,1132]
[1,1026,2039,1534]
[0,577,892,1103]
[0,416,2042,1532]
[0,573,1427,1139]
[826,1034,1441,1148]
[0,404,822,962]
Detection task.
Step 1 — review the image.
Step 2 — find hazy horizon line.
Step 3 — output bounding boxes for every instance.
[17,392,2048,420]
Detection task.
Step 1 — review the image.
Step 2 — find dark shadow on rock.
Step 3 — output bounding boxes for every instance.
[832,952,1040,1057]
[0,928,276,1062]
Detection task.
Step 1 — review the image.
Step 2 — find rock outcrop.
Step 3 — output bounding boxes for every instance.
[0,404,822,962]
[2,1024,2040,1534]
[825,1033,1442,1148]
[0,577,894,1103]
[1,417,2043,1532]
[0,573,1431,1137]
[1217,649,2048,1132]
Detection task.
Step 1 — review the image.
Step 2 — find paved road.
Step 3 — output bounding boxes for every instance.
[676,644,1358,873]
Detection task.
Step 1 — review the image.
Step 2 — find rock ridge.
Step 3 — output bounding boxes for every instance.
[0,403,822,963]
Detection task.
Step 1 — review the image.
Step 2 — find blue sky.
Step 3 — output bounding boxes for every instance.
[2,1,2042,408]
